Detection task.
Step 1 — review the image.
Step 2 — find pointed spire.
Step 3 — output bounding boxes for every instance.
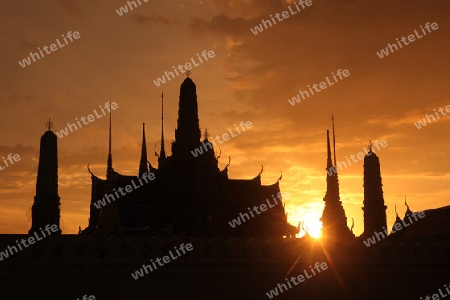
[159,91,166,160]
[392,204,402,233]
[107,102,112,175]
[332,114,337,167]
[326,130,333,169]
[138,123,148,176]
[404,195,412,216]
[321,126,353,241]
[96,102,118,234]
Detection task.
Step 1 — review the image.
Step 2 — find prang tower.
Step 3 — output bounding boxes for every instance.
[30,119,61,234]
[171,77,201,160]
[362,144,387,236]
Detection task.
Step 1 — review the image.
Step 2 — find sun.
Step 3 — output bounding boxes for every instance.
[297,219,323,239]
[288,203,324,239]
[305,219,323,238]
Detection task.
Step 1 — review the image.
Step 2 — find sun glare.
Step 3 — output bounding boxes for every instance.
[298,219,323,239]
[306,219,322,238]
[288,202,324,239]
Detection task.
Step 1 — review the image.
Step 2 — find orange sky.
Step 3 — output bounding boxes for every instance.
[0,0,449,236]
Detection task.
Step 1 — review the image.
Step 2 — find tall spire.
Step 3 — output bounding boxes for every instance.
[332,114,337,167]
[326,129,333,169]
[96,102,118,234]
[139,123,148,176]
[108,102,112,174]
[160,91,166,159]
[321,128,353,242]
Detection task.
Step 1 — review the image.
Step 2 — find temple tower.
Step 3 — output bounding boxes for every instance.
[171,76,201,159]
[138,123,149,176]
[320,117,353,242]
[362,144,387,237]
[30,119,61,234]
[165,76,202,233]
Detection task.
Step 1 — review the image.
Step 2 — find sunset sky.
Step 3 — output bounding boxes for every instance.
[1,0,449,237]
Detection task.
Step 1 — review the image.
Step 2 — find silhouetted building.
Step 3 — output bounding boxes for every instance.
[82,77,298,237]
[138,123,148,177]
[389,200,450,241]
[9,83,450,300]
[362,145,387,237]
[29,119,61,234]
[320,127,354,242]
[95,109,119,234]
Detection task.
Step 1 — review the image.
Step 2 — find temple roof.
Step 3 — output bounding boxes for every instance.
[389,205,450,241]
[228,178,262,208]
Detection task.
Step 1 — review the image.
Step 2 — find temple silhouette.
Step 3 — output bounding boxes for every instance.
[1,76,450,299]
[83,76,298,237]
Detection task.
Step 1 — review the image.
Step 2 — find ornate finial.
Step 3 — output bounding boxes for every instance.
[277,170,283,182]
[369,140,373,152]
[301,221,309,235]
[87,163,94,176]
[45,118,53,131]
[257,164,264,177]
[154,144,159,158]
[185,70,192,77]
[225,156,231,169]
[217,148,221,160]
[204,128,210,140]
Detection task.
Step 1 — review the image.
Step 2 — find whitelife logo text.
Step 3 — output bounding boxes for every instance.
[18,31,81,68]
